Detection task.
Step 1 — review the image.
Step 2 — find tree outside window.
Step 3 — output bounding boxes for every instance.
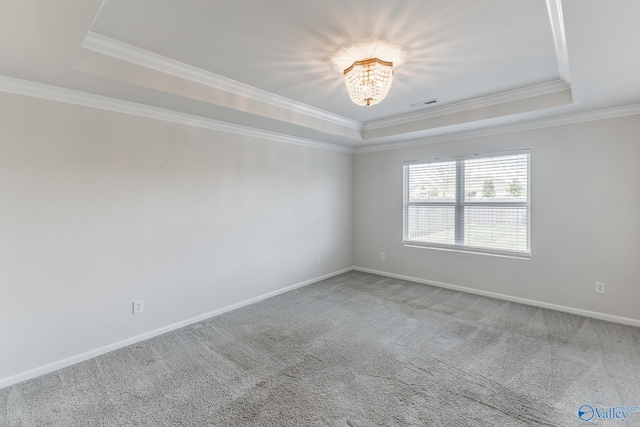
[482,180,495,197]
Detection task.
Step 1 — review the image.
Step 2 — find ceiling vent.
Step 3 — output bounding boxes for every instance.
[410,99,439,108]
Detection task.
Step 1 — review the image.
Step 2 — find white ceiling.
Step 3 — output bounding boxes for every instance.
[91,0,560,122]
[1,0,639,150]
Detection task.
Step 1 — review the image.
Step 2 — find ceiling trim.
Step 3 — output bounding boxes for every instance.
[0,75,353,154]
[81,31,363,132]
[355,103,640,154]
[2,73,637,156]
[546,0,571,83]
[362,80,571,131]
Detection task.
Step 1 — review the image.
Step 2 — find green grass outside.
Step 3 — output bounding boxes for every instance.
[412,223,528,252]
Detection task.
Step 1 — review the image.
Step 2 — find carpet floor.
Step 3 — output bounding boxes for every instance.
[1,271,640,426]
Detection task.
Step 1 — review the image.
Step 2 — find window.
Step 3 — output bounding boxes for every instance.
[403,150,530,258]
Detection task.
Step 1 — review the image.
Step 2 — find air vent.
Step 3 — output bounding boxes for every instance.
[410,99,439,108]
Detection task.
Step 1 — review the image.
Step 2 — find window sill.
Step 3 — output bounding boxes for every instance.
[403,241,531,260]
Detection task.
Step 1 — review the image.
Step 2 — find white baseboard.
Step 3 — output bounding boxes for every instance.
[4,265,637,390]
[0,267,352,390]
[353,266,640,328]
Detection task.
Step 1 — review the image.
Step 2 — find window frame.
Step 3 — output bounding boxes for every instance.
[402,150,531,259]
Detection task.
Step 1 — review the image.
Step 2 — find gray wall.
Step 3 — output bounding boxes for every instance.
[2,87,639,386]
[0,92,353,382]
[354,116,640,322]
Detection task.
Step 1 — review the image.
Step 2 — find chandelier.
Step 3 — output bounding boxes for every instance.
[343,58,393,106]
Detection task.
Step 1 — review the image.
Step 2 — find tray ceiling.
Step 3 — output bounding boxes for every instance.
[1,0,640,150]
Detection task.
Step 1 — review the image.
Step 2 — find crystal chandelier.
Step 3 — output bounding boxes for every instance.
[343,58,393,106]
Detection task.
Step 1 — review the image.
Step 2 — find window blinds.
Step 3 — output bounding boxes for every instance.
[403,151,530,258]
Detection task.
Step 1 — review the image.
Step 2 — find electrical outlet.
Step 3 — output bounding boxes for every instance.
[381,252,386,260]
[595,282,606,294]
[133,300,144,314]
[316,256,321,265]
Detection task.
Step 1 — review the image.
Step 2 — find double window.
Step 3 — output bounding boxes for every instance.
[403,150,530,258]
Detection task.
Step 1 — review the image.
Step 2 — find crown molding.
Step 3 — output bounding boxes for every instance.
[362,80,571,131]
[546,0,571,83]
[0,75,354,154]
[81,31,363,132]
[355,103,640,154]
[3,75,637,157]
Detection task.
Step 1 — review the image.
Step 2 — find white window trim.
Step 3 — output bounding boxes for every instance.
[403,149,531,259]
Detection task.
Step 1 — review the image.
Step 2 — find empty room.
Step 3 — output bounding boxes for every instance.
[1,0,639,425]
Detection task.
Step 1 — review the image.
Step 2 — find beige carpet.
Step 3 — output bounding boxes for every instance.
[2,271,640,426]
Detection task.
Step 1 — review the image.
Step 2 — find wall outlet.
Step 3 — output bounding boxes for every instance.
[380,252,386,260]
[595,282,606,294]
[133,300,144,314]
[316,256,321,265]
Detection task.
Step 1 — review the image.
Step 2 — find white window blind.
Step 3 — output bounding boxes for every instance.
[403,151,530,258]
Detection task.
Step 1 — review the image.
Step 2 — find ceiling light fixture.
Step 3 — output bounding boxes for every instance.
[343,58,393,106]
